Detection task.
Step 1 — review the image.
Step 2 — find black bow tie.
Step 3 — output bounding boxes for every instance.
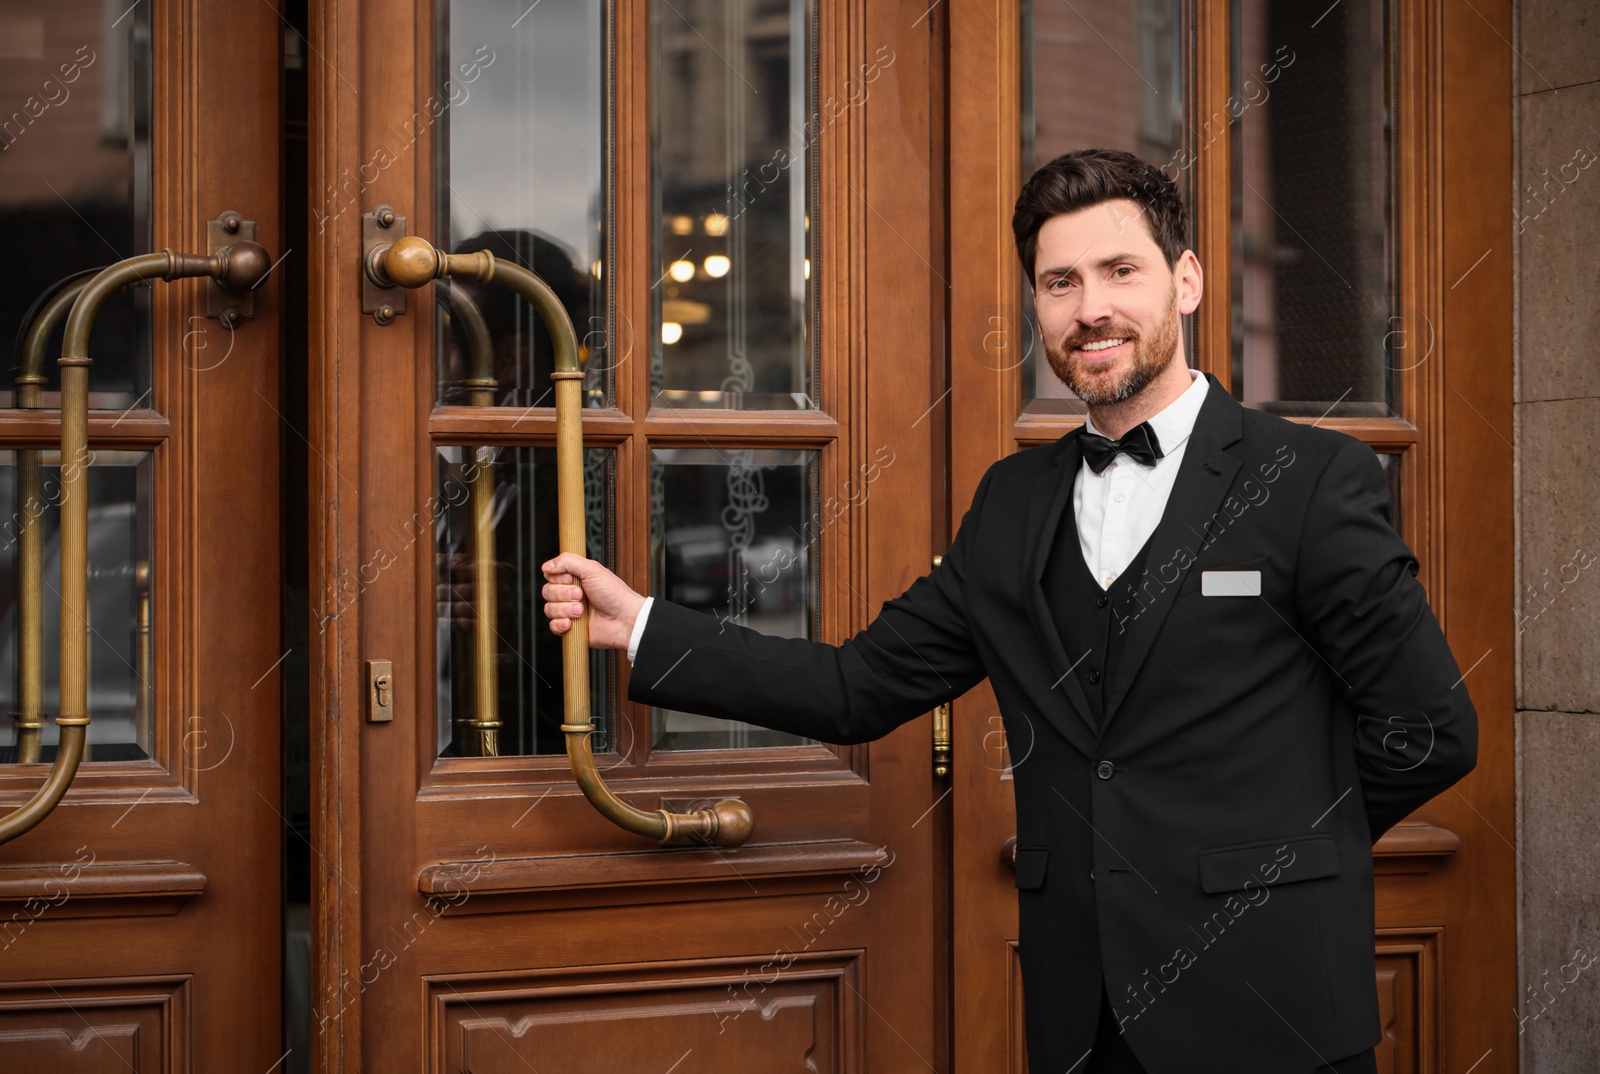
[1079,422,1164,474]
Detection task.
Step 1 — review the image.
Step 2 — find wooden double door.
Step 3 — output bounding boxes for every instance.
[0,1,1516,1072]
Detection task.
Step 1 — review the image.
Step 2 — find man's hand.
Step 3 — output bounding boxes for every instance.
[540,553,646,650]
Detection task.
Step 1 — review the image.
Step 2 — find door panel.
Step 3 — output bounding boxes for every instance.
[0,1,283,1069]
[948,1,1515,1071]
[308,2,946,1071]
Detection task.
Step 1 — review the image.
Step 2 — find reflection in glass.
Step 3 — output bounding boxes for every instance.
[1231,0,1394,416]
[0,450,153,762]
[651,0,815,410]
[650,448,816,749]
[0,4,153,409]
[1020,0,1186,410]
[434,446,611,758]
[1378,452,1400,533]
[433,0,608,408]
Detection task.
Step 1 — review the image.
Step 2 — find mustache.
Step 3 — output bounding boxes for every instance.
[1058,324,1141,352]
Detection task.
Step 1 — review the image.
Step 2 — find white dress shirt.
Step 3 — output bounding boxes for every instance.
[1074,369,1208,590]
[627,370,1209,661]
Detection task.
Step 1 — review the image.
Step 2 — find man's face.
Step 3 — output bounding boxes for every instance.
[1031,199,1202,406]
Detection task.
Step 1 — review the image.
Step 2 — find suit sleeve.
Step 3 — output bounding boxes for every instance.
[1294,438,1478,840]
[627,467,997,744]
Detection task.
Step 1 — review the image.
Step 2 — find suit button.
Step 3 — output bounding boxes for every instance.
[1095,594,1108,609]
[1096,760,1115,780]
[1088,669,1102,684]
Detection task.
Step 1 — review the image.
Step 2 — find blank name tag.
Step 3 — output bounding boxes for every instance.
[1201,570,1261,597]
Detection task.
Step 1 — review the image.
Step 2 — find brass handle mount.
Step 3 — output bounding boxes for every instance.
[372,230,754,849]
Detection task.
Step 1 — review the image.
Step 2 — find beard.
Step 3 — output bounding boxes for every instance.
[1044,285,1181,407]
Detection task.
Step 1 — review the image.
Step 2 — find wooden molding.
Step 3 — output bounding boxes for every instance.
[1373,821,1461,876]
[419,838,890,911]
[0,860,206,919]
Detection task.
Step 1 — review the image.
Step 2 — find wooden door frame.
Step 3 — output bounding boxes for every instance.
[946,0,1517,1070]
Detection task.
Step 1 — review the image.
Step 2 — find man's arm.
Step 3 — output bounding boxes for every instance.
[543,468,999,745]
[1294,438,1478,840]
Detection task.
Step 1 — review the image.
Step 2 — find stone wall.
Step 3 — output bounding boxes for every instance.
[1514,2,1600,1070]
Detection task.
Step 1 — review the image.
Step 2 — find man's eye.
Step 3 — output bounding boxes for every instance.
[1113,266,1134,278]
[1047,278,1073,291]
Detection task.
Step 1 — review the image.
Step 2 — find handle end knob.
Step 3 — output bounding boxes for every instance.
[706,798,755,848]
[214,240,271,293]
[384,235,443,288]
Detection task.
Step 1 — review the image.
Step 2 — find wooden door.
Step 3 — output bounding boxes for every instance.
[947,1,1516,1071]
[0,1,284,1069]
[306,2,950,1071]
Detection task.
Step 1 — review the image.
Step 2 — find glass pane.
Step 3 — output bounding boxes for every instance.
[650,447,816,749]
[1019,0,1186,410]
[1230,0,1395,417]
[650,0,816,411]
[434,445,612,758]
[433,1,609,408]
[0,449,153,763]
[0,4,153,409]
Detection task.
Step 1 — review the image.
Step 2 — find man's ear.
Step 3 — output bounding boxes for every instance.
[1175,249,1203,315]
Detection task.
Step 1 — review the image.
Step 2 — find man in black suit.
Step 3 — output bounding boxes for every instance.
[541,149,1476,1074]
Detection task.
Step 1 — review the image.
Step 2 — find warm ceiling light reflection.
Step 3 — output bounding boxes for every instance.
[669,215,694,235]
[704,213,729,236]
[803,258,811,280]
[668,259,696,283]
[590,260,603,279]
[702,254,731,278]
[661,322,684,345]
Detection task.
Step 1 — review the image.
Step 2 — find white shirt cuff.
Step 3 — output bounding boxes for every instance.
[626,596,655,665]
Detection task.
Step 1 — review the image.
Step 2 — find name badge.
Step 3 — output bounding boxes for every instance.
[1201,570,1261,597]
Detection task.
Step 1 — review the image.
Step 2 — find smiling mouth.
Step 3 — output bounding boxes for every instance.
[1074,338,1129,357]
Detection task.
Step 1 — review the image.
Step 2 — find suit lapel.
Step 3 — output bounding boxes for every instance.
[1104,378,1244,722]
[1021,435,1101,747]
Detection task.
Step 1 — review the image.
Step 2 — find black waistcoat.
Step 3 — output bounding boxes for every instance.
[1041,510,1155,733]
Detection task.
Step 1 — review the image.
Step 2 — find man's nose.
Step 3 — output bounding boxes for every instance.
[1075,279,1115,326]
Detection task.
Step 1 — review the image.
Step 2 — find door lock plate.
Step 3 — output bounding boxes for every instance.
[367,659,394,723]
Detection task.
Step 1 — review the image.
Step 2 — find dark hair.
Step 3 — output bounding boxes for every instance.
[1012,149,1189,280]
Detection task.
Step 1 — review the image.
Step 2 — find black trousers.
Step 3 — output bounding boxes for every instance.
[1083,990,1379,1074]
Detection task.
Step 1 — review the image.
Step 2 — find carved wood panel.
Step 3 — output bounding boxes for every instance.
[0,975,188,1073]
[428,954,860,1074]
[1374,929,1441,1074]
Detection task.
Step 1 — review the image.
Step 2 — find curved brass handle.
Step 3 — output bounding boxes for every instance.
[377,235,754,848]
[0,241,270,847]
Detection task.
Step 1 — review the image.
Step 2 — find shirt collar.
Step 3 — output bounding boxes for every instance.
[1083,368,1208,454]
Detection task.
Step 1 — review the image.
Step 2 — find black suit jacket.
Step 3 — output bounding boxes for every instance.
[630,377,1477,1074]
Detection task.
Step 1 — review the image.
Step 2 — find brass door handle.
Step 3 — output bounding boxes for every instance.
[0,236,270,847]
[371,233,752,848]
